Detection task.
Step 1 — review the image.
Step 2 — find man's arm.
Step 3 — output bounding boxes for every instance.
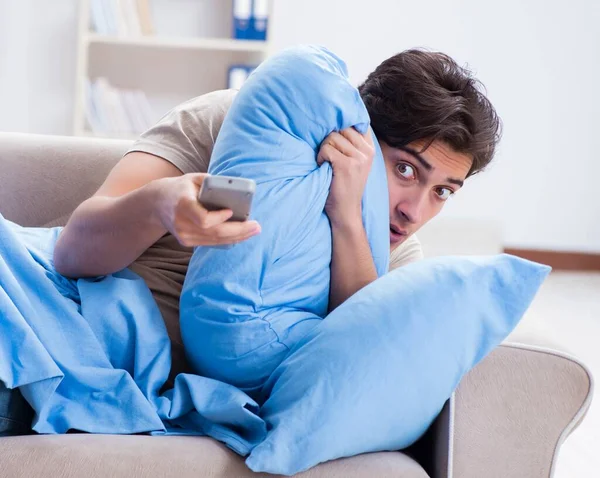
[317,128,378,311]
[54,152,260,278]
[53,152,176,277]
[328,220,378,311]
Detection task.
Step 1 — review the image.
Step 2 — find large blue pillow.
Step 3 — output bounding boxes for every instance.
[246,254,551,475]
[180,46,390,400]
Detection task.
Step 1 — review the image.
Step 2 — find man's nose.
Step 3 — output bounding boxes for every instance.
[395,190,427,225]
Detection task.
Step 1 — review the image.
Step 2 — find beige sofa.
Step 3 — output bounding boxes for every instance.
[0,132,594,478]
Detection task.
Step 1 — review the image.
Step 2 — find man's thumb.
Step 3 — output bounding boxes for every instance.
[188,173,209,186]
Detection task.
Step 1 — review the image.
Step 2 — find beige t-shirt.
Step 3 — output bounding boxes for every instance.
[127,89,423,377]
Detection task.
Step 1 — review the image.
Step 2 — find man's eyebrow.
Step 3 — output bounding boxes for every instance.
[447,177,464,188]
[398,146,432,171]
[399,146,465,188]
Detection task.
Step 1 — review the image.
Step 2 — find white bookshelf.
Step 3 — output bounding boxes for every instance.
[86,33,270,53]
[73,0,273,139]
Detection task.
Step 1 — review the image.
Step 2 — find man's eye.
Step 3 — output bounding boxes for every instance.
[396,163,415,180]
[436,187,453,201]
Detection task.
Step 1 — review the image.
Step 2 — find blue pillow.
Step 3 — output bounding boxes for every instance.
[246,254,551,475]
[180,45,390,400]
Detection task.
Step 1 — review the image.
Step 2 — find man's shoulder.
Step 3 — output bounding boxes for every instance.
[173,89,238,117]
[389,235,423,271]
[127,89,238,174]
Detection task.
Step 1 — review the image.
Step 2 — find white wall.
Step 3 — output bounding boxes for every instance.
[0,0,78,135]
[1,0,598,252]
[270,0,600,253]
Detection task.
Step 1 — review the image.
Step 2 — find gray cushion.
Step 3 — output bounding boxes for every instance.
[0,132,130,227]
[0,435,429,477]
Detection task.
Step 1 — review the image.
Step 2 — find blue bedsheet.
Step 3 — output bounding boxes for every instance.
[0,45,388,457]
[0,216,265,454]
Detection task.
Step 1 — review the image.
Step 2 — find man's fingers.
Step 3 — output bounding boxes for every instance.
[317,144,332,166]
[324,132,356,157]
[210,220,261,241]
[201,208,234,229]
[216,226,262,245]
[182,198,209,225]
[185,190,235,229]
[317,144,343,167]
[178,219,260,247]
[340,128,373,153]
[188,173,209,187]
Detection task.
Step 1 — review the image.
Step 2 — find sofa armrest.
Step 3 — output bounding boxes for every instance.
[449,343,593,478]
[0,132,131,227]
[403,397,451,478]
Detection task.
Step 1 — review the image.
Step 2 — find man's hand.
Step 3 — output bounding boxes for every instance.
[154,173,261,248]
[317,128,374,227]
[317,128,378,311]
[54,152,262,279]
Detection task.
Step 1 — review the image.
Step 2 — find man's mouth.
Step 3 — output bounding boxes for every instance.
[389,224,407,243]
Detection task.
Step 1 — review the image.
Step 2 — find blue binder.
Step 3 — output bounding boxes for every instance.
[251,0,269,41]
[227,65,258,90]
[232,0,252,40]
[227,65,248,90]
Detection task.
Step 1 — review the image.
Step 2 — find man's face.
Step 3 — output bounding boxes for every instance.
[380,139,473,250]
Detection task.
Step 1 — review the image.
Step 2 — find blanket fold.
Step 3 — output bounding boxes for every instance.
[0,215,266,454]
[0,46,388,458]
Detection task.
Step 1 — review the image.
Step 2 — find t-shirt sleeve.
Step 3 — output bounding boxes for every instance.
[126,89,237,174]
[389,234,424,271]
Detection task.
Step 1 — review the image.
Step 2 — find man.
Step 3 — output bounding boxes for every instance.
[0,48,500,436]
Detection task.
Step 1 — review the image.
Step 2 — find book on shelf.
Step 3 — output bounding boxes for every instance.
[251,0,269,41]
[135,0,155,35]
[233,0,270,41]
[89,0,109,35]
[90,0,154,37]
[232,0,252,40]
[85,77,156,136]
[114,0,131,36]
[122,0,142,36]
[100,0,118,35]
[227,65,257,90]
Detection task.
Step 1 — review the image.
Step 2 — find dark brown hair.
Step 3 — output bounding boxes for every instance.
[358,49,502,177]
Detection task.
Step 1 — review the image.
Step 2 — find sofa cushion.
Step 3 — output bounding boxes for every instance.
[0,132,130,227]
[0,435,429,478]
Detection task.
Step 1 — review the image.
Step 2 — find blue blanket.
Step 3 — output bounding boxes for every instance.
[0,216,265,454]
[0,46,388,456]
